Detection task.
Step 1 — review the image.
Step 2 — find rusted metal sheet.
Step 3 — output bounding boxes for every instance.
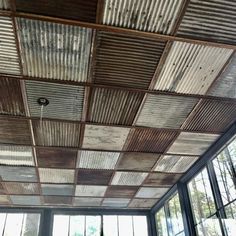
[124,128,178,152]
[0,0,10,9]
[44,196,72,205]
[167,132,220,155]
[77,169,113,185]
[0,195,10,204]
[177,0,236,44]
[33,120,80,147]
[89,88,144,125]
[106,186,139,198]
[15,0,98,22]
[82,125,130,151]
[75,185,107,197]
[102,198,130,207]
[136,94,198,128]
[111,171,148,186]
[26,81,85,121]
[103,0,185,34]
[3,182,40,194]
[42,184,74,196]
[73,197,103,207]
[17,18,92,82]
[94,32,166,89]
[77,150,119,170]
[10,195,41,205]
[183,100,236,132]
[208,54,236,98]
[36,148,77,168]
[117,152,159,171]
[0,183,6,194]
[129,198,157,208]
[154,42,233,95]
[0,16,21,75]
[154,155,199,173]
[135,187,169,198]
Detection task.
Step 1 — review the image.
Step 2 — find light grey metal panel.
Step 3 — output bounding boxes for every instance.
[129,198,157,208]
[167,132,220,155]
[135,187,169,198]
[3,182,40,194]
[0,0,10,9]
[10,196,41,205]
[0,16,21,75]
[103,0,185,34]
[102,198,130,207]
[82,125,130,151]
[26,81,85,120]
[111,171,148,186]
[75,185,107,197]
[136,94,198,128]
[77,151,119,170]
[0,145,34,166]
[208,54,236,98]
[41,184,74,196]
[73,197,103,207]
[17,18,92,82]
[154,42,233,95]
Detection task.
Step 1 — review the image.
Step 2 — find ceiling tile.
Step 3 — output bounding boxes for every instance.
[17,18,92,81]
[77,170,113,185]
[0,195,10,205]
[10,195,41,205]
[88,88,144,125]
[135,187,169,198]
[26,81,85,120]
[77,150,119,170]
[105,186,139,198]
[111,171,148,186]
[0,145,34,166]
[183,100,236,132]
[0,16,21,75]
[117,152,159,171]
[82,125,130,151]
[41,184,74,196]
[177,0,236,44]
[136,94,198,128]
[33,120,80,147]
[44,196,72,205]
[3,182,40,194]
[129,198,157,208]
[39,168,75,183]
[154,155,199,173]
[93,32,166,89]
[0,166,37,182]
[0,0,10,9]
[73,197,102,207]
[36,148,77,168]
[0,118,31,145]
[0,78,25,116]
[154,42,233,95]
[102,198,130,208]
[124,128,178,152]
[144,173,182,187]
[75,185,107,197]
[167,132,220,155]
[102,0,185,34]
[0,183,6,194]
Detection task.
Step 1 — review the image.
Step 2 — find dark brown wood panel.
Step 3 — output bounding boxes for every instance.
[44,196,72,205]
[105,186,139,198]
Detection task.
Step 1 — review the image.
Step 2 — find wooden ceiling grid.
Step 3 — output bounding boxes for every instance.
[0,0,236,209]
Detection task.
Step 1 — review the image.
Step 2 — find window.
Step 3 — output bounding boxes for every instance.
[155,207,168,236]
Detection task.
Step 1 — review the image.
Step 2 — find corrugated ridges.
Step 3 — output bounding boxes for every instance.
[102,198,130,207]
[94,32,166,89]
[89,88,144,125]
[136,94,198,128]
[208,54,236,98]
[0,16,21,75]
[102,0,185,34]
[17,18,92,82]
[33,120,80,147]
[10,195,41,205]
[177,0,236,44]
[154,41,233,95]
[26,81,85,121]
[3,182,40,194]
[182,100,236,132]
[0,0,10,9]
[124,128,178,152]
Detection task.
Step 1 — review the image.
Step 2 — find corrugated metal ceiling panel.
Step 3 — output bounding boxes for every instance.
[102,198,130,207]
[44,196,72,205]
[89,88,144,125]
[129,198,157,208]
[136,94,198,128]
[17,18,92,82]
[0,16,21,75]
[3,182,40,194]
[41,184,74,196]
[73,197,103,207]
[102,0,185,34]
[135,187,168,198]
[0,195,10,204]
[26,81,85,121]
[77,150,119,170]
[177,0,236,44]
[183,100,236,132]
[154,42,233,95]
[0,0,10,9]
[75,185,107,197]
[10,195,41,205]
[208,54,236,98]
[94,32,166,89]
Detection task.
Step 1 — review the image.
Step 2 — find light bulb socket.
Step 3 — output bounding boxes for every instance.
[37,97,49,106]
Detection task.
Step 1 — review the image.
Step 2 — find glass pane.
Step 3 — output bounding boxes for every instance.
[0,214,6,235]
[133,216,148,236]
[188,168,216,224]
[22,214,40,236]
[118,216,133,236]
[4,213,24,236]
[213,151,236,205]
[168,193,185,236]
[155,207,168,236]
[53,215,69,236]
[70,215,85,236]
[228,138,236,171]
[86,216,101,236]
[103,216,118,236]
[223,201,236,236]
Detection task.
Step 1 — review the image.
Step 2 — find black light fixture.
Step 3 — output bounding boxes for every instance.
[37,97,49,106]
